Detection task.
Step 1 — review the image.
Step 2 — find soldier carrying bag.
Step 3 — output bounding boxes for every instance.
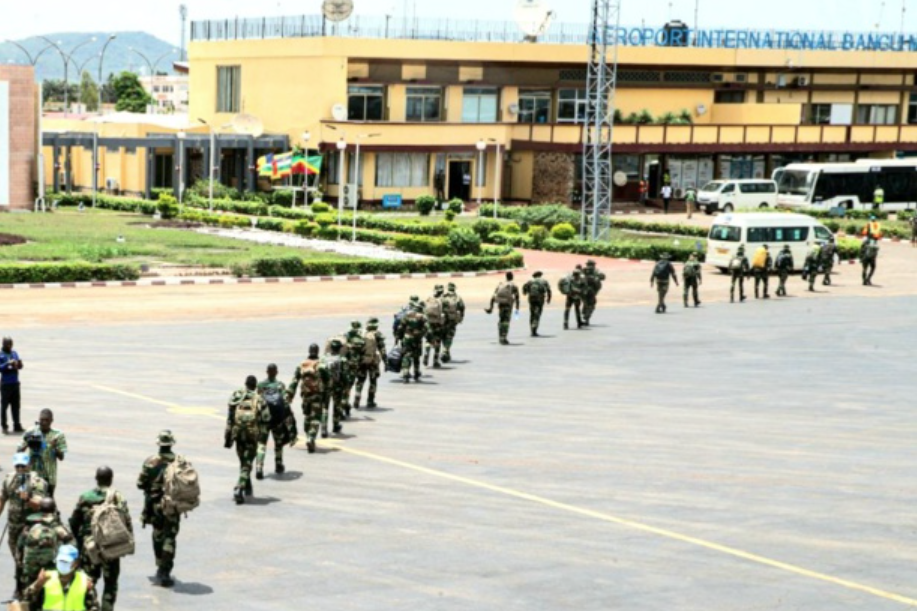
[386,345,403,373]
[162,456,200,517]
[87,489,135,563]
[425,297,444,325]
[495,282,514,305]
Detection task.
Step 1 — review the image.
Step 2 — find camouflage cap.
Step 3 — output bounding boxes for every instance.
[368,317,380,325]
[434,284,444,291]
[409,295,420,303]
[533,271,544,277]
[783,244,791,250]
[586,259,596,267]
[330,338,344,349]
[737,245,746,253]
[156,430,176,446]
[660,253,672,260]
[572,269,582,276]
[351,320,362,329]
[447,282,457,290]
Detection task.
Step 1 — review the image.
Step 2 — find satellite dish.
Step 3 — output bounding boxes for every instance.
[231,113,264,138]
[508,103,520,115]
[514,0,554,40]
[696,104,707,116]
[613,171,628,187]
[323,0,354,22]
[331,103,347,121]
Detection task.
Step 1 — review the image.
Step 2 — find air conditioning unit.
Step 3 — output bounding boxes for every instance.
[105,178,119,192]
[712,73,725,83]
[734,73,748,83]
[776,74,788,88]
[796,76,810,87]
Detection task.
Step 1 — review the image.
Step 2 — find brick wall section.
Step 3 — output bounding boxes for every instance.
[532,152,574,205]
[0,65,36,211]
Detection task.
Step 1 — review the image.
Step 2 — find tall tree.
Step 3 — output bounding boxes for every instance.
[112,71,152,113]
[80,71,99,112]
[41,79,80,106]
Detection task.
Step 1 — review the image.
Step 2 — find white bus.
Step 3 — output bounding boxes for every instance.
[774,161,917,211]
[706,213,834,272]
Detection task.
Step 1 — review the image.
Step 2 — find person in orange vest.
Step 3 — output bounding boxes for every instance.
[862,215,883,240]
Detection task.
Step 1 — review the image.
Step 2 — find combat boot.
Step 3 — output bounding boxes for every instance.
[423,351,430,366]
[414,371,422,381]
[157,568,174,588]
[255,467,264,481]
[402,375,410,384]
[353,397,361,411]
[442,352,451,363]
[563,322,569,330]
[275,463,285,475]
[233,487,244,505]
[333,423,343,434]
[244,480,253,496]
[367,394,377,409]
[433,359,441,369]
[307,438,316,453]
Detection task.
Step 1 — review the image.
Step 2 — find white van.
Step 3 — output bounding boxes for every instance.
[697,179,779,214]
[705,213,835,272]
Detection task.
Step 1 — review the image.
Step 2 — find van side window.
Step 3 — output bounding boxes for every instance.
[740,183,755,193]
[748,227,768,241]
[710,225,741,242]
[762,182,776,193]
[722,183,736,194]
[772,227,810,242]
[814,226,833,241]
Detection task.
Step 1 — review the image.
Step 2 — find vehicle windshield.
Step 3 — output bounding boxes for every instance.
[709,225,742,242]
[777,170,815,196]
[701,181,725,192]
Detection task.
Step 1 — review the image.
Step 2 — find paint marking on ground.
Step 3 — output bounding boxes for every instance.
[91,384,917,608]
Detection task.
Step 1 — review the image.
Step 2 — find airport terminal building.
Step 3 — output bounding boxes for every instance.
[43,17,917,205]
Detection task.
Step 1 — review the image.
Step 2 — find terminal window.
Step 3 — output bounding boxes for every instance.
[349,86,385,121]
[557,89,589,123]
[462,88,499,123]
[406,87,442,122]
[518,90,551,124]
[713,91,745,104]
[375,153,430,187]
[216,66,241,113]
[856,105,898,125]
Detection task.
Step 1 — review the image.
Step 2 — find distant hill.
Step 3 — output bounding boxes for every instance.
[0,32,180,83]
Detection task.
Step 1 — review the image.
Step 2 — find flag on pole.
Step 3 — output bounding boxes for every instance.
[292,155,323,176]
[257,152,294,179]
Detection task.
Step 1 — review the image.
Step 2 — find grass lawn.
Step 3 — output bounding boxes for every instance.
[362,212,487,227]
[0,210,353,268]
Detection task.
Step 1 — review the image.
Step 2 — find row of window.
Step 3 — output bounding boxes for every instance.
[328,152,432,187]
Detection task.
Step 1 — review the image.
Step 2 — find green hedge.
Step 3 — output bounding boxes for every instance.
[836,237,862,260]
[611,218,709,238]
[0,263,140,284]
[800,208,889,221]
[897,210,915,222]
[185,196,269,216]
[540,238,704,262]
[237,252,524,278]
[52,193,158,215]
[479,203,581,229]
[393,235,450,256]
[821,219,911,239]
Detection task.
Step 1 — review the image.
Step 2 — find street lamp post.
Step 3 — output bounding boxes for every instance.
[486,138,503,218]
[336,138,347,239]
[97,35,117,114]
[3,39,57,66]
[176,131,186,205]
[301,131,311,208]
[130,48,178,114]
[353,133,381,242]
[198,118,233,211]
[39,35,96,115]
[475,139,487,206]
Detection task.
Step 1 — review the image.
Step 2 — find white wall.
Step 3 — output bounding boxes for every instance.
[0,81,9,206]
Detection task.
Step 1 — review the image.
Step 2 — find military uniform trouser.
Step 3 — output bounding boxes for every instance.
[564,297,582,327]
[808,268,819,290]
[424,324,445,364]
[323,389,345,430]
[355,362,380,405]
[442,322,459,357]
[777,271,789,296]
[822,262,834,285]
[683,278,700,305]
[862,260,876,284]
[301,396,323,441]
[86,556,121,611]
[497,304,513,341]
[20,558,55,593]
[150,509,180,573]
[400,336,423,379]
[730,274,745,301]
[655,280,670,311]
[754,270,769,298]
[257,426,285,471]
[528,299,545,334]
[582,295,597,323]
[236,440,258,488]
[341,368,357,410]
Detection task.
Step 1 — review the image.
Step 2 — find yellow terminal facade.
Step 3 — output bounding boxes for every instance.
[44,16,917,204]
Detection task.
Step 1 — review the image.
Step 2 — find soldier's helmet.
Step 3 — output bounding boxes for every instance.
[434,284,444,291]
[409,295,420,303]
[572,269,582,276]
[586,259,596,267]
[13,452,29,467]
[763,244,769,250]
[156,430,176,446]
[447,283,457,291]
[533,271,543,278]
[40,497,57,514]
[782,244,791,251]
[351,320,362,329]
[737,245,746,254]
[366,320,378,330]
[330,338,344,350]
[308,343,320,356]
[368,317,380,325]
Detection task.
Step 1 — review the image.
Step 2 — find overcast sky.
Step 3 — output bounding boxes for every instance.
[1,0,910,44]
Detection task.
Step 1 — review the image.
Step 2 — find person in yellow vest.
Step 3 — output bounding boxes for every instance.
[872,185,884,211]
[861,215,883,241]
[24,544,100,610]
[751,244,773,299]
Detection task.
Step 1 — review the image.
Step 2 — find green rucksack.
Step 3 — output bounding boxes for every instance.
[524,279,547,300]
[232,394,261,443]
[558,276,572,295]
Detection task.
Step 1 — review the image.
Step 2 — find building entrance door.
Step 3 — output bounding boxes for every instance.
[448,161,471,201]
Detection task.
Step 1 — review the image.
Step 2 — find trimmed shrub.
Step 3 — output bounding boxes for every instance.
[293,220,317,237]
[479,203,581,229]
[256,218,284,232]
[472,218,504,240]
[446,227,482,256]
[528,225,549,248]
[444,210,456,222]
[551,223,577,241]
[541,238,703,262]
[416,195,436,216]
[315,213,336,228]
[898,210,915,222]
[311,201,331,214]
[612,218,708,238]
[157,193,179,220]
[447,198,464,215]
[836,237,862,260]
[393,235,450,256]
[188,179,240,201]
[490,232,534,248]
[504,222,522,234]
[239,251,524,278]
[272,190,295,207]
[0,263,140,284]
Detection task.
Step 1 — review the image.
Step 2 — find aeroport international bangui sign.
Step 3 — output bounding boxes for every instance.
[612,27,917,52]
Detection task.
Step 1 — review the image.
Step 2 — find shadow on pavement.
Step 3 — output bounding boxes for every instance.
[173,581,215,596]
[243,496,281,507]
[271,471,303,482]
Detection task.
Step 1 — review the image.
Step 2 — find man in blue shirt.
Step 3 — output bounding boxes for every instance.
[1,337,24,434]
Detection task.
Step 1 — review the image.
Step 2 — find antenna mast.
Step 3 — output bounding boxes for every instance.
[179,4,188,62]
[581,0,621,241]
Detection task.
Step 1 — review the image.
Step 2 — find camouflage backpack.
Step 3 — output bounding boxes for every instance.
[442,295,462,323]
[88,489,135,562]
[346,333,366,362]
[494,282,515,305]
[404,310,426,338]
[558,276,572,295]
[298,359,322,396]
[363,332,381,365]
[322,354,346,386]
[728,255,745,271]
[162,455,200,517]
[232,393,261,443]
[260,384,287,425]
[23,519,62,569]
[425,296,445,324]
[524,279,547,300]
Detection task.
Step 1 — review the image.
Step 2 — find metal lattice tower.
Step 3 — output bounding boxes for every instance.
[581,0,621,241]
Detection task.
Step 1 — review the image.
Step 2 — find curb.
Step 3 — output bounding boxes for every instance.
[0,269,520,291]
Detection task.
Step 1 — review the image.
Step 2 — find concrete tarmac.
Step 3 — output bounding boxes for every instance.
[1,293,915,610]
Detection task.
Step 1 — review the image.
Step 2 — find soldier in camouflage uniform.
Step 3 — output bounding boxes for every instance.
[522,271,552,337]
[423,286,446,369]
[650,253,679,314]
[355,318,386,410]
[19,408,68,498]
[225,376,268,504]
[682,253,703,307]
[395,296,428,383]
[860,237,880,286]
[581,260,605,326]
[441,283,465,363]
[729,245,750,303]
[256,364,293,478]
[341,321,366,417]
[68,466,132,611]
[321,339,348,432]
[803,243,822,291]
[18,496,74,594]
[286,344,324,454]
[137,430,181,587]
[774,244,794,297]
[485,272,521,345]
[559,269,586,330]
[820,237,837,286]
[0,452,48,597]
